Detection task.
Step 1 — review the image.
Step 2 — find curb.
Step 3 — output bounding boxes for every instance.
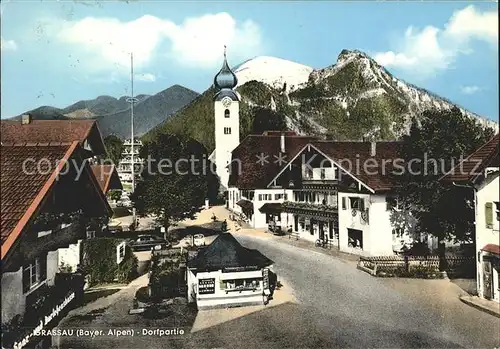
[459,296,500,318]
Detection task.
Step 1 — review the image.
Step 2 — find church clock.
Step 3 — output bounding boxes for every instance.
[221,97,232,108]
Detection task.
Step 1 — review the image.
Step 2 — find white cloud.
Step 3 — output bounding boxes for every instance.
[374,5,498,78]
[460,85,481,94]
[134,73,156,82]
[49,12,262,74]
[1,36,17,51]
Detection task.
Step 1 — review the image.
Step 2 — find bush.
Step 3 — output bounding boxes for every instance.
[392,265,439,278]
[82,238,138,286]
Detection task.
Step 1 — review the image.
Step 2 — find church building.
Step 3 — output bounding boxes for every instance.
[210,47,241,192]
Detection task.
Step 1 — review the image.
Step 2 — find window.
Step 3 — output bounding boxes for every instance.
[221,278,262,291]
[341,197,347,210]
[259,194,272,201]
[305,168,313,179]
[495,202,500,221]
[349,197,365,211]
[485,202,493,228]
[86,230,96,239]
[224,109,230,118]
[348,229,363,249]
[224,127,231,135]
[275,193,286,200]
[320,168,326,179]
[23,257,46,293]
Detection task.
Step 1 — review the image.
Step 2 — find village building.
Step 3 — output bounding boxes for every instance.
[442,133,500,303]
[1,140,113,349]
[225,129,418,256]
[1,115,106,160]
[1,117,114,349]
[186,233,274,309]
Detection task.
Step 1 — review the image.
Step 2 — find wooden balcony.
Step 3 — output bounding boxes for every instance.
[282,201,338,219]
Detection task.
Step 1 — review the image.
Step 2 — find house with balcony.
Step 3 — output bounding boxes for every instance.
[226,131,318,228]
[117,138,144,189]
[441,133,499,303]
[227,132,411,256]
[1,140,112,349]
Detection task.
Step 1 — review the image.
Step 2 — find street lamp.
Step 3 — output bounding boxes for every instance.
[126,53,138,225]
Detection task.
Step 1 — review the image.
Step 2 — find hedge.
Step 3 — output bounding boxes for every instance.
[82,237,138,286]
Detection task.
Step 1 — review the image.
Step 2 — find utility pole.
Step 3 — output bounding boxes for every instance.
[126,53,138,226]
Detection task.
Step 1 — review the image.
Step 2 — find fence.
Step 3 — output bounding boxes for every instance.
[358,255,475,278]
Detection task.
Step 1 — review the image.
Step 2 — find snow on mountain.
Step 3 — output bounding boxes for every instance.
[234,56,313,93]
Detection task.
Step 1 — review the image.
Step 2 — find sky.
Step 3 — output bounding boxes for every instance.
[0,1,498,121]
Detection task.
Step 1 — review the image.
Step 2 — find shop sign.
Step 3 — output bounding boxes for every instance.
[263,268,270,295]
[13,292,75,349]
[198,278,215,294]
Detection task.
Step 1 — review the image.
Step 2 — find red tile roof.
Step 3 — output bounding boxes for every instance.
[0,119,106,155]
[482,244,500,256]
[228,134,318,189]
[312,141,404,192]
[90,165,123,193]
[1,142,79,258]
[441,134,499,183]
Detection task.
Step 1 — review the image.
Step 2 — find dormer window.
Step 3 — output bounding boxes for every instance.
[224,109,230,118]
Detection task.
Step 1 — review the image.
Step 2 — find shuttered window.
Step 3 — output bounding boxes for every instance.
[341,197,346,210]
[485,202,493,228]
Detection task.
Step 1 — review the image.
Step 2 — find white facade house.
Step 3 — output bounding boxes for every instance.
[186,233,274,310]
[227,133,417,256]
[212,48,241,192]
[442,134,500,303]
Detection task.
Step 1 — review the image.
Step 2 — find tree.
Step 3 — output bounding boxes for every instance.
[130,134,219,239]
[393,107,494,263]
[103,135,124,165]
[252,107,287,134]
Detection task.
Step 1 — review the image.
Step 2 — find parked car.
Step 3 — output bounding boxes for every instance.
[129,234,170,251]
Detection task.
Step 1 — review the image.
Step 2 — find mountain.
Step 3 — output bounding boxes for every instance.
[147,50,498,151]
[13,85,199,138]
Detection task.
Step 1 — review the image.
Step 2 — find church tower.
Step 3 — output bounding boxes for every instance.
[213,46,240,191]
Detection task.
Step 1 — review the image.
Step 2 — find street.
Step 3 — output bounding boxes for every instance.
[55,231,500,349]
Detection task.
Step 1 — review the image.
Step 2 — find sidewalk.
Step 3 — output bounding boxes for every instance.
[459,295,500,318]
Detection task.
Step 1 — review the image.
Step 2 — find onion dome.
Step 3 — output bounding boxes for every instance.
[214,46,238,90]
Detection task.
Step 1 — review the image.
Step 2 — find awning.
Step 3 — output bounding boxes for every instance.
[482,244,500,256]
[259,203,283,213]
[236,199,254,212]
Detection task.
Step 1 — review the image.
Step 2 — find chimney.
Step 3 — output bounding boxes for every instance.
[370,142,376,157]
[21,114,32,125]
[280,132,285,153]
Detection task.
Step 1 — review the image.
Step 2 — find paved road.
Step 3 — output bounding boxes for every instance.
[55,234,499,349]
